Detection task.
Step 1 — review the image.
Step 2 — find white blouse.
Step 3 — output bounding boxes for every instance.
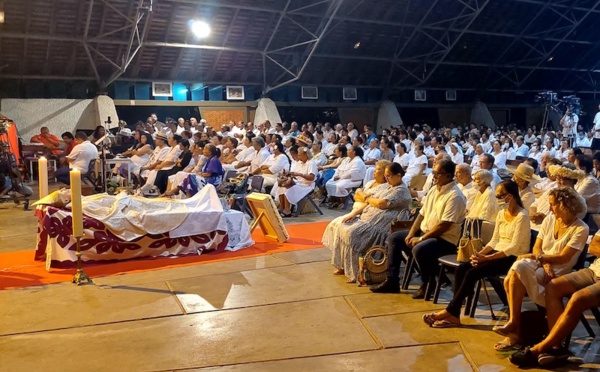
[334,157,366,182]
[261,153,290,176]
[406,154,427,176]
[466,187,498,221]
[538,214,588,276]
[487,209,531,257]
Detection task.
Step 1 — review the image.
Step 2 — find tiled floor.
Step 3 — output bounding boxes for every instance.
[1,184,600,371]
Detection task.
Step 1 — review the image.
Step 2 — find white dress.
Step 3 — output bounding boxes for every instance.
[403,154,427,185]
[509,214,588,306]
[271,160,318,204]
[325,157,366,197]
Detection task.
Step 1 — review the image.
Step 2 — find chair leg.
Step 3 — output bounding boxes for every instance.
[308,197,324,215]
[401,256,414,290]
[425,277,436,301]
[481,279,497,320]
[433,265,445,304]
[468,280,483,318]
[580,314,595,338]
[590,307,600,326]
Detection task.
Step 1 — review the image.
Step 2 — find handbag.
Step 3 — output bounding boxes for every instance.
[358,245,388,286]
[277,173,295,188]
[457,218,483,262]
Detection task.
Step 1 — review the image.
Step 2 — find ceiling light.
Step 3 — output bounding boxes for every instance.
[548,56,554,62]
[353,42,361,49]
[190,20,211,38]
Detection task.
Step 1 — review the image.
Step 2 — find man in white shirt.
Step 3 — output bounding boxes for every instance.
[347,122,359,141]
[373,159,466,295]
[56,132,99,185]
[455,163,477,211]
[479,153,502,190]
[515,136,529,158]
[560,108,578,143]
[575,131,591,147]
[231,121,246,139]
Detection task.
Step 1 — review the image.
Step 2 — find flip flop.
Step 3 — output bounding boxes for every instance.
[431,319,461,328]
[494,339,522,352]
[492,325,516,338]
[422,313,437,326]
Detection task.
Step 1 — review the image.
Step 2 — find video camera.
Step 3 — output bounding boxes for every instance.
[534,91,582,116]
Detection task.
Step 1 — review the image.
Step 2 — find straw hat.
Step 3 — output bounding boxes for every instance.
[155,132,169,142]
[507,163,540,184]
[294,133,313,146]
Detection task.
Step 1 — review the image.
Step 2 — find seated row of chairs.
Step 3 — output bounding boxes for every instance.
[398,218,600,343]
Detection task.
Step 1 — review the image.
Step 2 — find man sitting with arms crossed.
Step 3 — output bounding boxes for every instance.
[372,159,466,297]
[30,126,62,156]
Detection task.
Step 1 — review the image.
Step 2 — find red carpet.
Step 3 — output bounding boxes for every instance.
[0,222,328,290]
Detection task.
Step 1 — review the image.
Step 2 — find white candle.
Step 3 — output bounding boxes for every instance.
[38,157,48,199]
[70,169,84,237]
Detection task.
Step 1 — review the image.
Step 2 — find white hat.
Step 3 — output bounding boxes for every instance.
[119,128,133,137]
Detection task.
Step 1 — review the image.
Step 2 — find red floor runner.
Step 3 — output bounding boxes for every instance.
[0,221,328,290]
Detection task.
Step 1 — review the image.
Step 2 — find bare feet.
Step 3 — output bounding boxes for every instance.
[333,269,344,275]
[492,323,517,337]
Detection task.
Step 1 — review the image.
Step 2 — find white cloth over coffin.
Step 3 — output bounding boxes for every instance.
[81,184,227,241]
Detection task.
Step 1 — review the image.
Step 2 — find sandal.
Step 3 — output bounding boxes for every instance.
[431,319,461,328]
[494,338,522,352]
[346,279,356,284]
[279,212,292,218]
[422,313,437,326]
[333,269,344,275]
[492,325,516,337]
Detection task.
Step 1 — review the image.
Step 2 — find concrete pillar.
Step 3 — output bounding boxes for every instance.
[376,100,402,132]
[253,98,282,126]
[470,100,496,129]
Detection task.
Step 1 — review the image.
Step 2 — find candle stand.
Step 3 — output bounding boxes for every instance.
[72,236,92,285]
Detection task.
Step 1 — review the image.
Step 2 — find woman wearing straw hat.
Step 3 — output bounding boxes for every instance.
[507,163,540,210]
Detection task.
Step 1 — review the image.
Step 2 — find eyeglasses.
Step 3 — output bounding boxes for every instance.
[495,193,507,200]
[432,171,449,177]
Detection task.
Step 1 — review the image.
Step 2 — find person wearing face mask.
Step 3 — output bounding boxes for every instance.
[508,163,539,210]
[422,180,530,329]
[466,170,498,221]
[527,139,543,164]
[575,130,591,147]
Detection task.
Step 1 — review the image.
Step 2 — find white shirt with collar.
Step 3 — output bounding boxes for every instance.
[516,144,529,158]
[520,185,536,211]
[67,141,98,173]
[457,181,477,211]
[420,181,466,245]
[576,174,600,213]
[423,146,435,158]
[594,111,600,139]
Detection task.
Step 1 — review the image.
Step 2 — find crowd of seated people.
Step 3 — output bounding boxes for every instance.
[313,117,600,368]
[25,109,600,367]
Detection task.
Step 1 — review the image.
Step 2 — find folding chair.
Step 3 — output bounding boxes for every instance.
[292,189,324,217]
[232,175,263,217]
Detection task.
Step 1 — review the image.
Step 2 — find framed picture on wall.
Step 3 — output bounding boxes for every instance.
[301,86,318,99]
[343,87,357,101]
[414,89,426,101]
[152,82,173,97]
[446,90,457,101]
[226,85,245,100]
